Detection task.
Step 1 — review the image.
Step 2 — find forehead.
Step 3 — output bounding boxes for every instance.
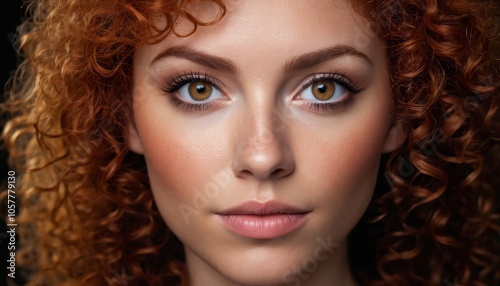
[140,0,384,68]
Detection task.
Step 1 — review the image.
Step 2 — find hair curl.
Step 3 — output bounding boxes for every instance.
[349,0,500,285]
[2,0,225,285]
[1,0,499,285]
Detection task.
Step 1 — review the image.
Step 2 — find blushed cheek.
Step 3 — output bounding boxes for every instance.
[144,136,209,200]
[317,145,379,195]
[311,138,382,243]
[139,119,231,212]
[142,141,213,232]
[301,120,387,210]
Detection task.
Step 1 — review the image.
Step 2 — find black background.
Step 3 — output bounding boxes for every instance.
[2,1,25,285]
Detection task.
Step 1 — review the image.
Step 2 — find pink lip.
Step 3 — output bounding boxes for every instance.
[217,201,310,239]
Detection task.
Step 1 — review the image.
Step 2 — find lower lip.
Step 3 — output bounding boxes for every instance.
[218,214,308,239]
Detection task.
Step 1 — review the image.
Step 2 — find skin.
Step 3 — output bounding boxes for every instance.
[128,0,406,285]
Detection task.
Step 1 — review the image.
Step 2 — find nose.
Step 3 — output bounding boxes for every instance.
[232,108,295,181]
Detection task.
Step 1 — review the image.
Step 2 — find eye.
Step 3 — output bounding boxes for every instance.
[293,73,365,113]
[178,80,223,103]
[300,79,347,103]
[162,72,228,113]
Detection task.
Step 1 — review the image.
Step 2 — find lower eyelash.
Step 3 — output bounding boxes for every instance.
[161,72,221,112]
[306,95,353,112]
[167,94,215,112]
[163,72,359,113]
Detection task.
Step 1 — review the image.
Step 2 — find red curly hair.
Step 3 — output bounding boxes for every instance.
[1,0,499,285]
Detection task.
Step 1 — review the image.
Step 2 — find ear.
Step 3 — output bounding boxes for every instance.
[382,120,407,153]
[127,121,145,154]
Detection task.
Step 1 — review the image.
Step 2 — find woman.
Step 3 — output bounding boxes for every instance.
[2,0,499,285]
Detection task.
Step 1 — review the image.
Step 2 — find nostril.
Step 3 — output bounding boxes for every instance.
[235,169,253,179]
[231,121,295,181]
[270,167,293,179]
[232,151,295,181]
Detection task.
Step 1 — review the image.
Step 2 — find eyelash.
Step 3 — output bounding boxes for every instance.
[162,72,221,112]
[161,71,365,113]
[163,72,219,93]
[298,72,365,112]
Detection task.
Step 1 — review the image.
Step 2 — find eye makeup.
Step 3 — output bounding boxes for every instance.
[293,72,365,113]
[160,70,366,114]
[161,71,226,112]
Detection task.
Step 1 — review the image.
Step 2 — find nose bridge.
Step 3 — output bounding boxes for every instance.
[232,89,294,181]
[247,105,278,150]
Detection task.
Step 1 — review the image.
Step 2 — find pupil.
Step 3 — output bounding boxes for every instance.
[195,84,206,94]
[317,84,327,93]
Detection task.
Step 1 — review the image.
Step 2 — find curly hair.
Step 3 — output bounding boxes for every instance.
[349,0,500,285]
[2,0,225,285]
[1,0,499,285]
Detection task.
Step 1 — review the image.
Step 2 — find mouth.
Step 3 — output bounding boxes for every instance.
[216,200,310,239]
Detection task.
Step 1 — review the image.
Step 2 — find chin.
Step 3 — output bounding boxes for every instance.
[193,242,338,286]
[216,264,295,286]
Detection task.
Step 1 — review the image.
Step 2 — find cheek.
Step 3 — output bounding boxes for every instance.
[294,105,391,229]
[139,132,213,231]
[299,114,388,188]
[300,132,381,210]
[330,130,383,189]
[140,127,218,197]
[132,106,232,225]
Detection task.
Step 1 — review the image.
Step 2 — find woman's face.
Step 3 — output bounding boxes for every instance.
[129,0,405,285]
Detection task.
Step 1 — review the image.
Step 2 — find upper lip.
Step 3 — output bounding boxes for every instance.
[217,200,310,215]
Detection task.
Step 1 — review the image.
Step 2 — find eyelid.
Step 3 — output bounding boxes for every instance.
[294,72,365,97]
[160,71,231,113]
[291,72,364,114]
[162,71,228,95]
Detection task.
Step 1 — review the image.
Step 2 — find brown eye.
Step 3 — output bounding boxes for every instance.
[311,81,335,101]
[188,81,213,101]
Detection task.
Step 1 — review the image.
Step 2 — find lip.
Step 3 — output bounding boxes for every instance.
[217,201,310,239]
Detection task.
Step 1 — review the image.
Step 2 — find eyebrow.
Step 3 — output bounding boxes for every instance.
[151,46,238,73]
[151,45,372,73]
[284,45,372,71]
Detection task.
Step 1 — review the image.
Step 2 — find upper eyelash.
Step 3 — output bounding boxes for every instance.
[163,72,363,95]
[302,72,365,94]
[162,72,220,93]
[161,71,362,113]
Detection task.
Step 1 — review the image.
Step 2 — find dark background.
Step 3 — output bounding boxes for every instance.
[2,1,25,285]
[2,2,23,167]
